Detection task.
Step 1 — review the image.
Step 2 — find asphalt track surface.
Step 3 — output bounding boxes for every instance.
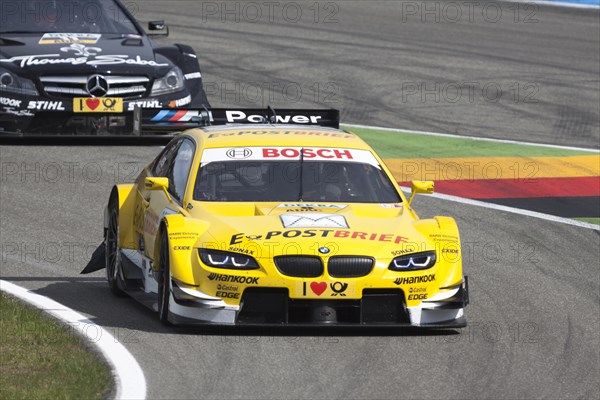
[1,1,599,399]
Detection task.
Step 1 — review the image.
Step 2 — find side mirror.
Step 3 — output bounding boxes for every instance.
[145,177,168,190]
[148,20,169,36]
[408,180,434,206]
[145,177,172,202]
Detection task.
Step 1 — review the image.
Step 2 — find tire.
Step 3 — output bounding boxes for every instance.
[158,229,173,325]
[105,194,126,297]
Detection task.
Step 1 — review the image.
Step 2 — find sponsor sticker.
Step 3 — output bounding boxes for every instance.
[27,101,65,111]
[168,232,199,240]
[429,233,459,243]
[393,274,436,285]
[184,72,202,80]
[230,229,409,244]
[391,249,415,256]
[74,98,123,113]
[277,203,347,209]
[215,291,240,299]
[39,33,101,44]
[207,273,260,285]
[207,130,353,139]
[173,246,191,251]
[280,213,349,229]
[3,109,34,117]
[0,44,169,67]
[168,95,192,108]
[380,204,403,209]
[226,148,253,159]
[225,110,322,124]
[127,100,163,111]
[0,97,22,108]
[294,281,354,298]
[200,147,380,168]
[407,287,428,300]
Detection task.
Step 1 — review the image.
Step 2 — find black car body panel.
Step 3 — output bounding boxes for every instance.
[0,0,209,135]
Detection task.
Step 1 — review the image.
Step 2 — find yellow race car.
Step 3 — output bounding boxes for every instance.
[84,108,468,327]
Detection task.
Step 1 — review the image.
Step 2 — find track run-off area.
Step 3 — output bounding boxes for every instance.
[1,1,599,399]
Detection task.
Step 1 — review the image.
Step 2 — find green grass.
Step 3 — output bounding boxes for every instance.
[0,293,112,400]
[343,126,596,159]
[573,217,600,225]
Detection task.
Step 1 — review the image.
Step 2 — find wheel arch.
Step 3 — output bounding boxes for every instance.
[105,184,137,249]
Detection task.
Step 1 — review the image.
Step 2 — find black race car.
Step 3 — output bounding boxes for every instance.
[0,0,209,135]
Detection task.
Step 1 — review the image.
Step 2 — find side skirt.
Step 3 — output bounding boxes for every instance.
[118,249,160,312]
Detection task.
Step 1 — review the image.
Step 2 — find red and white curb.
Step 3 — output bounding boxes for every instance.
[344,123,599,231]
[398,186,600,231]
[0,280,146,400]
[343,123,600,153]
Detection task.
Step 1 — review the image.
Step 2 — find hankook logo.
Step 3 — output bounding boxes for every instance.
[86,74,109,97]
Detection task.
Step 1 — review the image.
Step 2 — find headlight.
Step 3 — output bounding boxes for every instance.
[0,67,38,96]
[151,66,185,96]
[389,251,436,271]
[199,249,259,270]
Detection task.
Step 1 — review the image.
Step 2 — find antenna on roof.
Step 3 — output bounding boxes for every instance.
[191,105,212,127]
[202,105,212,126]
[266,105,277,124]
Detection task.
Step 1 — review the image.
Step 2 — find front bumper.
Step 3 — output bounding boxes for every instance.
[168,278,469,328]
[0,90,195,134]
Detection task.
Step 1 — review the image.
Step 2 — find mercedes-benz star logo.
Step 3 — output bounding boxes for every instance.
[86,75,109,97]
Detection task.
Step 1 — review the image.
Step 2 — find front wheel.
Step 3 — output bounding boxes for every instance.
[157,229,172,325]
[105,195,126,297]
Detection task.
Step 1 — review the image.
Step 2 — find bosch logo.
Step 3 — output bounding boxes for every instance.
[86,74,109,97]
[226,148,252,159]
[318,247,331,254]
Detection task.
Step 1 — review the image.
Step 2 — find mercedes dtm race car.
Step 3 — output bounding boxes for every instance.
[83,108,469,327]
[0,0,209,134]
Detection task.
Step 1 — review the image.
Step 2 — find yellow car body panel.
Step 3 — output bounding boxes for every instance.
[112,183,137,250]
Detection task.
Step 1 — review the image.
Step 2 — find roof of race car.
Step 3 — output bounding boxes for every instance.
[182,124,372,150]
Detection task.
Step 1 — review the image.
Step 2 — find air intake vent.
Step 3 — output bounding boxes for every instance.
[274,256,323,278]
[328,256,374,278]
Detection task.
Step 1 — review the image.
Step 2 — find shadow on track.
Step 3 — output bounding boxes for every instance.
[3,276,461,338]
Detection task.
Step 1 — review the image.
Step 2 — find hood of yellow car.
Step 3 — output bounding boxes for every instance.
[191,202,430,258]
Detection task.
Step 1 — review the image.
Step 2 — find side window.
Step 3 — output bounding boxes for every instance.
[167,139,195,203]
[152,140,181,177]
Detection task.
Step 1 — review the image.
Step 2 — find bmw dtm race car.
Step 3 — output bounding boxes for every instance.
[82,108,469,327]
[0,0,209,134]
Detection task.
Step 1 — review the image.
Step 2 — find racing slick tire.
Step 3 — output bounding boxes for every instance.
[158,228,173,326]
[105,194,126,297]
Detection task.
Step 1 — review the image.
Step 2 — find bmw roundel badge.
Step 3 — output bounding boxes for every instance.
[318,247,331,254]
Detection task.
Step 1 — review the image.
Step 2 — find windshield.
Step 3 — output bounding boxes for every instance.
[194,160,402,203]
[0,0,139,34]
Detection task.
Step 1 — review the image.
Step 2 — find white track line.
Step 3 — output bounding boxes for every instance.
[343,123,600,153]
[0,280,146,400]
[399,186,600,231]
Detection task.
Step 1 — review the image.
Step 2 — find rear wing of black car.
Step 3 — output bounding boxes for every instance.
[132,107,340,134]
